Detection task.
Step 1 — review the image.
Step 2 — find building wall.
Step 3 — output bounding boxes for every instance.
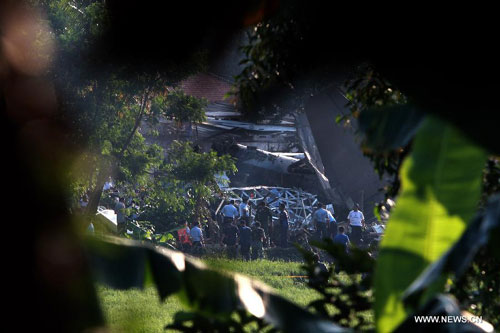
[304,86,389,220]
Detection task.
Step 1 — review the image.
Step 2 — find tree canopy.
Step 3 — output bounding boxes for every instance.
[2,1,498,332]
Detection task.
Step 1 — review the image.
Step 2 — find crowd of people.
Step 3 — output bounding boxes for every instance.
[79,177,369,259]
[177,199,276,260]
[175,197,368,260]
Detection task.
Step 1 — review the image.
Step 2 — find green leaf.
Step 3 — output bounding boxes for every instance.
[394,294,489,332]
[85,236,149,290]
[84,236,348,332]
[402,195,500,302]
[358,104,424,151]
[374,116,487,332]
[308,240,375,274]
[159,233,174,243]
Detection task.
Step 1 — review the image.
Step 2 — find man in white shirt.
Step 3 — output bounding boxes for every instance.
[239,198,250,223]
[103,177,114,191]
[221,200,239,224]
[347,203,365,246]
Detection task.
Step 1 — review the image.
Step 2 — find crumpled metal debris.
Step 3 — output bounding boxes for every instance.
[222,186,319,227]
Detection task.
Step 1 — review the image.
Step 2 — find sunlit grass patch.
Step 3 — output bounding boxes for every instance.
[97,258,325,331]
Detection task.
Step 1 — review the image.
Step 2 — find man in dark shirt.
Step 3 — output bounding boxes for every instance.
[333,226,350,253]
[308,253,329,288]
[222,221,239,259]
[239,221,252,261]
[114,197,126,235]
[251,222,266,260]
[279,203,289,248]
[237,220,245,234]
[255,201,272,246]
[333,226,350,273]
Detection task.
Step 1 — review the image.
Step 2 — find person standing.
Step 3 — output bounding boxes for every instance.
[251,222,266,260]
[222,220,239,259]
[333,226,350,273]
[279,203,289,248]
[79,194,89,213]
[177,221,192,251]
[313,203,329,240]
[239,198,250,223]
[237,219,245,235]
[221,200,239,224]
[190,222,204,256]
[333,226,350,253]
[327,209,337,239]
[255,201,273,247]
[239,220,252,261]
[114,197,126,235]
[347,203,365,246]
[308,253,329,288]
[103,177,114,191]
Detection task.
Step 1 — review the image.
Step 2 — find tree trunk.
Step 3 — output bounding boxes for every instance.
[85,88,150,216]
[85,160,112,216]
[118,88,150,158]
[86,87,151,216]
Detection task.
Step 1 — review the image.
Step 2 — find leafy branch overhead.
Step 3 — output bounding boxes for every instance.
[135,141,237,232]
[151,89,208,126]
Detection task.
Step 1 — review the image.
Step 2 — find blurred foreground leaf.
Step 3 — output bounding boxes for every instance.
[395,294,492,333]
[307,240,376,274]
[402,195,500,302]
[84,236,348,332]
[374,116,487,332]
[358,105,424,151]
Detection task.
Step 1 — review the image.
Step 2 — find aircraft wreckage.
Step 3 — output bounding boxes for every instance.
[216,186,320,227]
[215,143,332,203]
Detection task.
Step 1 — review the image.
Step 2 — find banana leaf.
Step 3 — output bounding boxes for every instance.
[374,116,487,332]
[84,235,348,332]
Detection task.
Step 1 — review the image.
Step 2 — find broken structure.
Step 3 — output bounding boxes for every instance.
[220,186,319,228]
[141,35,389,221]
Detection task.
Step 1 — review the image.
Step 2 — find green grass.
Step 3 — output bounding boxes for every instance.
[203,258,321,306]
[97,258,323,332]
[97,286,184,333]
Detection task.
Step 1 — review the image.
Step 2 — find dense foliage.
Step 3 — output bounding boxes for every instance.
[33,0,206,217]
[137,141,236,232]
[152,89,208,128]
[230,3,500,331]
[3,1,499,332]
[299,241,375,331]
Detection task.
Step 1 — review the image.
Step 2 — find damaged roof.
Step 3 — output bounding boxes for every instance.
[180,72,234,103]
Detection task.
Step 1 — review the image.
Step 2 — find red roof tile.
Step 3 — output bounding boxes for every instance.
[180,73,234,103]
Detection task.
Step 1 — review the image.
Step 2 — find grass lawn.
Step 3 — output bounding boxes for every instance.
[96,258,324,332]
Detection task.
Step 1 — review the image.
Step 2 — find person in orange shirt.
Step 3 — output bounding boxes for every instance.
[177,222,192,251]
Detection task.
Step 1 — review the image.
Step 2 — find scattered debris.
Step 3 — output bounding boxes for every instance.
[222,186,319,227]
[94,206,117,233]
